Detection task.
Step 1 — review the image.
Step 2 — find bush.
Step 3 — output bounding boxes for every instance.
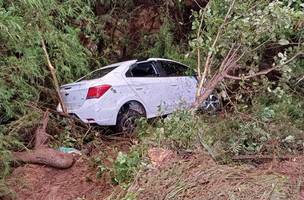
[203,88,304,157]
[112,151,141,187]
[0,1,98,184]
[137,110,201,150]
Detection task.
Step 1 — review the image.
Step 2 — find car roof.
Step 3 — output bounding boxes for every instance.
[146,58,176,62]
[100,60,137,70]
[99,58,189,71]
[147,58,191,68]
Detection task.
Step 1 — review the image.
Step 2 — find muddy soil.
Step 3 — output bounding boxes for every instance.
[6,144,304,200]
[6,140,132,200]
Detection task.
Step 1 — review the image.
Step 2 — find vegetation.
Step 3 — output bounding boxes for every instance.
[0,0,303,199]
[112,150,142,187]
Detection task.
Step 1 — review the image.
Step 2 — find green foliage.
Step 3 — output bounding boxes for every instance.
[190,0,303,74]
[187,1,304,158]
[147,19,178,59]
[135,18,196,68]
[112,151,141,187]
[121,192,137,200]
[90,155,107,178]
[0,112,39,181]
[137,110,200,150]
[0,133,20,179]
[0,1,99,187]
[53,131,78,148]
[0,0,95,122]
[228,121,270,155]
[255,86,304,129]
[203,88,304,156]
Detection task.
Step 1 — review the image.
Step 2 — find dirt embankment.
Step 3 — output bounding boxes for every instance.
[7,159,111,200]
[6,140,131,200]
[129,152,304,200]
[6,145,304,200]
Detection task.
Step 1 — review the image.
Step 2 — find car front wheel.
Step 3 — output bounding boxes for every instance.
[201,93,222,113]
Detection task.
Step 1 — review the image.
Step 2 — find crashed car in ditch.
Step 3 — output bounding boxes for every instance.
[57,58,221,132]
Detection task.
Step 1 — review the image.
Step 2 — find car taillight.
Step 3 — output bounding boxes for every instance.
[86,85,111,99]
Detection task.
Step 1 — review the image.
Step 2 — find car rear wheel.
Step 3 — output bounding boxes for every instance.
[116,109,143,133]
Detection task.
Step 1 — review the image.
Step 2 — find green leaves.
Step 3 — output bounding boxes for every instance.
[191,0,304,70]
[112,151,141,187]
[0,0,95,123]
[0,1,98,182]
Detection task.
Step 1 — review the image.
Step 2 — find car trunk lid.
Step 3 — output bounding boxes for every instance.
[60,81,91,111]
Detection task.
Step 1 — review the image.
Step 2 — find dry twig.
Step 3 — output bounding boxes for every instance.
[40,34,67,114]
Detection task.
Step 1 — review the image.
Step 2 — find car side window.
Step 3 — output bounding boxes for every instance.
[126,62,157,77]
[159,61,194,77]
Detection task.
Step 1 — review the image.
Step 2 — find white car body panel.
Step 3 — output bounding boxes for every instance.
[124,76,175,117]
[57,58,200,126]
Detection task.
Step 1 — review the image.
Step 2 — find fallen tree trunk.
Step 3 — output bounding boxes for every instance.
[193,48,303,110]
[12,148,74,169]
[12,111,75,169]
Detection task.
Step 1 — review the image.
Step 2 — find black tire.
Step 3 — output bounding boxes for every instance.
[201,93,222,113]
[116,109,143,133]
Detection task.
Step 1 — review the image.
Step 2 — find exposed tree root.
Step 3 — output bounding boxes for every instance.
[12,110,75,169]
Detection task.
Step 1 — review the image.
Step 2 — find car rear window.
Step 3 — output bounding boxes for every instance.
[77,66,117,81]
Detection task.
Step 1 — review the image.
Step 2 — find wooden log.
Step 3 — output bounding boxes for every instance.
[12,110,75,169]
[12,148,74,169]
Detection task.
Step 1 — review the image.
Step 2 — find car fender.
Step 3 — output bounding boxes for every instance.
[114,95,150,120]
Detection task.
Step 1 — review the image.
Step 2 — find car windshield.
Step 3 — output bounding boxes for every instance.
[77,66,117,82]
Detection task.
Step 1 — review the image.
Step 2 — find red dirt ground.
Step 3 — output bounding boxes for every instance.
[7,158,113,200]
[6,144,304,200]
[6,139,132,200]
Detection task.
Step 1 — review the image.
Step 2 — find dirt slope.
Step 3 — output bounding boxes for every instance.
[6,147,304,200]
[7,158,113,200]
[129,151,304,200]
[6,140,131,200]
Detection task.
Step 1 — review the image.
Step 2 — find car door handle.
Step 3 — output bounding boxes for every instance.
[170,84,177,87]
[135,87,143,90]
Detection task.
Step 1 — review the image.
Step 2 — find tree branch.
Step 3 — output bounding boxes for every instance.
[12,110,74,169]
[196,1,211,79]
[40,35,67,114]
[193,51,302,110]
[224,52,303,80]
[196,0,236,98]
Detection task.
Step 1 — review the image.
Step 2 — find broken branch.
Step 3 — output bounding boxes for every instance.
[224,52,303,80]
[40,34,67,114]
[194,50,303,109]
[232,155,295,161]
[196,0,236,98]
[12,111,74,169]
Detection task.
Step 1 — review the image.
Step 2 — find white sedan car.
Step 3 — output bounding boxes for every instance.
[58,58,220,132]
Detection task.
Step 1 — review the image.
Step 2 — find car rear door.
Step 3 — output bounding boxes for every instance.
[124,61,172,117]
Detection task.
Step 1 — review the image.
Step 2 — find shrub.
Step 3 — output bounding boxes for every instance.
[137,110,201,150]
[112,151,141,187]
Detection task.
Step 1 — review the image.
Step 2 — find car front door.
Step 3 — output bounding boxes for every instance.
[157,61,198,110]
[124,61,172,117]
